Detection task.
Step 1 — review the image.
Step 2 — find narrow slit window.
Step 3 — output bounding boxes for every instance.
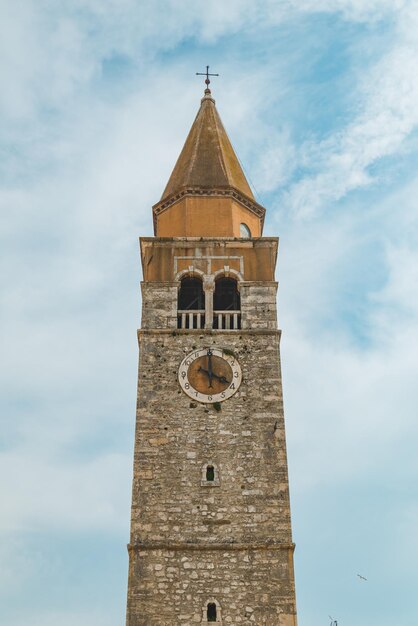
[206,465,215,482]
[207,603,217,622]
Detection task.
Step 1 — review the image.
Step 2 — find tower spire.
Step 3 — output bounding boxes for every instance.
[152,86,265,237]
[160,89,254,201]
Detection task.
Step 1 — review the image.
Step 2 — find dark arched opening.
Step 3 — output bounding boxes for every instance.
[214,277,240,311]
[178,276,204,310]
[206,465,215,482]
[207,602,217,622]
[213,277,241,330]
[177,276,205,329]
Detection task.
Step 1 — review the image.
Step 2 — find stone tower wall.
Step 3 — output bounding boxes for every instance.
[126,238,297,626]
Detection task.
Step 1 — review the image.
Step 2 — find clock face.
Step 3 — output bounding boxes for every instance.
[178,347,242,404]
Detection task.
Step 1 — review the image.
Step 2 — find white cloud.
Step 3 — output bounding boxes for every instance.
[281,175,418,492]
[283,3,418,216]
[0,537,37,593]
[250,131,297,193]
[287,0,406,22]
[6,609,118,626]
[0,0,404,123]
[0,449,131,532]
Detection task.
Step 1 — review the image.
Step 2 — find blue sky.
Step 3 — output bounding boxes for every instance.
[1,1,418,625]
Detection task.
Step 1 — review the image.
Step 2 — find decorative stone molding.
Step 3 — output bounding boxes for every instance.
[175,267,205,282]
[203,276,215,290]
[173,254,244,280]
[212,266,243,283]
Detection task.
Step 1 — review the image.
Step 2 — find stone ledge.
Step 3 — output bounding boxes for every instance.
[127,541,295,552]
[137,329,282,337]
[140,236,279,243]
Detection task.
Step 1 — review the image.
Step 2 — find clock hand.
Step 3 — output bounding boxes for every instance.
[215,374,230,384]
[198,367,230,386]
[210,370,230,384]
[206,349,214,388]
[198,366,213,388]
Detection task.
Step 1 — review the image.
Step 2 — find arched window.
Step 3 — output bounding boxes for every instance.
[202,599,222,623]
[201,462,220,487]
[207,603,217,622]
[240,222,251,238]
[178,276,204,310]
[178,276,205,329]
[214,278,240,311]
[213,277,241,330]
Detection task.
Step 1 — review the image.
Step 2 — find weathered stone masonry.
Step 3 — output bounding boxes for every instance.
[126,331,296,624]
[126,242,298,625]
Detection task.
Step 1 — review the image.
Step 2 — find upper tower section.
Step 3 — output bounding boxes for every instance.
[152,87,266,238]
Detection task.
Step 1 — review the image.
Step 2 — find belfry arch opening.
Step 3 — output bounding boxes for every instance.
[213,277,241,330]
[178,276,205,310]
[214,277,240,311]
[177,276,205,329]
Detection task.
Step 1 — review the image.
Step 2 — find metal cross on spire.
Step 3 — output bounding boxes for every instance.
[196,65,219,92]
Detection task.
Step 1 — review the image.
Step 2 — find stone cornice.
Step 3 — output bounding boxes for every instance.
[140,280,279,288]
[128,541,295,553]
[137,328,282,338]
[140,236,279,243]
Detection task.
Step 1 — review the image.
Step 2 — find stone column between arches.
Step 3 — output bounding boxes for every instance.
[203,276,215,329]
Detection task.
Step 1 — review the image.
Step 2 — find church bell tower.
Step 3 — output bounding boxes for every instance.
[125,82,298,626]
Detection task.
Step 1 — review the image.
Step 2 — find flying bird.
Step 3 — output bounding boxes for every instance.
[357,574,368,581]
